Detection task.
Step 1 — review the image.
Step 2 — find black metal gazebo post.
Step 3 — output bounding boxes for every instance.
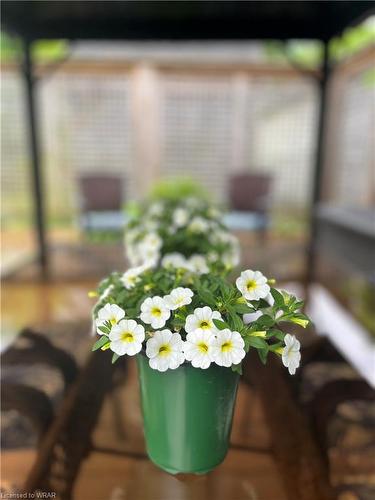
[22,38,48,277]
[306,41,330,289]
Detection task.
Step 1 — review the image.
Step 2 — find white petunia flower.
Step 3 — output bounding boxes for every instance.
[222,248,241,268]
[188,254,209,274]
[139,247,160,266]
[126,243,143,267]
[109,319,145,356]
[236,270,270,301]
[188,216,210,233]
[243,310,262,325]
[120,264,147,290]
[222,237,241,268]
[138,232,162,265]
[185,306,221,335]
[142,232,162,250]
[164,287,194,310]
[96,303,125,334]
[210,229,233,245]
[266,293,275,306]
[161,252,188,269]
[183,330,216,369]
[211,329,246,367]
[148,202,164,217]
[207,251,219,263]
[140,296,171,329]
[282,334,301,375]
[124,227,141,246]
[173,207,189,228]
[207,207,221,219]
[146,329,185,372]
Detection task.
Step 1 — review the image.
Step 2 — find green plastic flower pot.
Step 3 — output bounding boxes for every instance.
[136,353,240,475]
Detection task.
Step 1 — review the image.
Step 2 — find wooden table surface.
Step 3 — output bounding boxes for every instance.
[8,347,334,500]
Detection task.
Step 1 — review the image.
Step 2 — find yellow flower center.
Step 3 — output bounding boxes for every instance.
[158,344,171,356]
[246,280,257,291]
[110,317,117,325]
[198,342,209,353]
[121,332,134,343]
[199,320,210,329]
[221,341,233,353]
[151,307,162,317]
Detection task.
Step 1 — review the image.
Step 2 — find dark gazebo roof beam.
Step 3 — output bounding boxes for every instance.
[2,2,374,42]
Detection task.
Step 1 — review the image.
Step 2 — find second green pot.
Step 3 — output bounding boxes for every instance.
[136,353,240,475]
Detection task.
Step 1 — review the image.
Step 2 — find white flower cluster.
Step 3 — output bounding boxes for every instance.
[94,268,302,375]
[124,199,240,270]
[235,269,301,375]
[125,230,162,268]
[161,253,209,274]
[95,290,246,372]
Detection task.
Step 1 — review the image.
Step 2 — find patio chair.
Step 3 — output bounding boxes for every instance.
[77,174,126,233]
[224,172,272,242]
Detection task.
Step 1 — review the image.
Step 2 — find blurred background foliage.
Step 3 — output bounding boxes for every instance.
[0,31,68,62]
[264,16,375,69]
[149,177,210,203]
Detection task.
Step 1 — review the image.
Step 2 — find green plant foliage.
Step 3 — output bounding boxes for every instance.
[149,177,210,202]
[1,31,68,63]
[264,18,375,68]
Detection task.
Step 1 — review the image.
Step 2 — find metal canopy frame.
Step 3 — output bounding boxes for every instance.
[2,1,373,277]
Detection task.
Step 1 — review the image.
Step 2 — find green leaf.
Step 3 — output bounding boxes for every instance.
[258,298,272,309]
[257,348,269,365]
[197,288,217,308]
[227,306,245,332]
[231,363,243,375]
[219,281,233,300]
[228,311,244,332]
[293,300,305,311]
[112,353,120,364]
[92,336,110,351]
[270,288,284,308]
[98,325,111,335]
[255,314,275,328]
[282,292,296,308]
[126,307,138,318]
[233,303,254,314]
[213,318,230,330]
[266,329,285,341]
[247,336,269,349]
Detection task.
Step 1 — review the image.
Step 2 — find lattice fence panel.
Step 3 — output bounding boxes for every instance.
[161,75,234,202]
[1,70,31,223]
[161,73,317,206]
[247,77,317,206]
[40,73,134,220]
[330,66,374,207]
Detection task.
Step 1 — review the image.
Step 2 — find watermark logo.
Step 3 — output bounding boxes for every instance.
[0,492,57,499]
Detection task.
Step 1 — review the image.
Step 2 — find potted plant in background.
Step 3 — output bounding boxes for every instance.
[123,179,241,273]
[91,265,310,474]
